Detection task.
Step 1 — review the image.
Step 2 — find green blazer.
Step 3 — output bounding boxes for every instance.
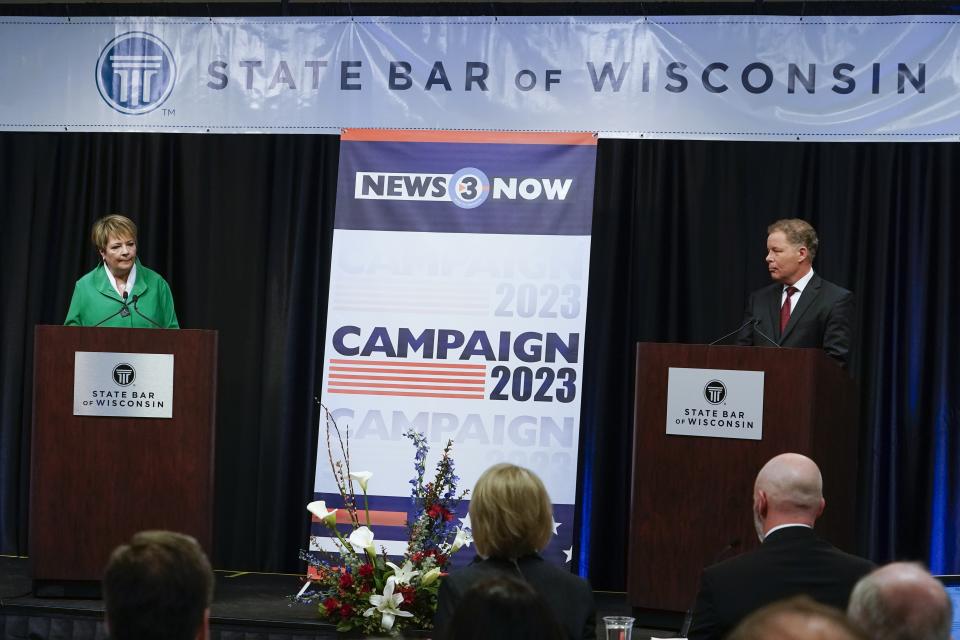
[64,260,179,328]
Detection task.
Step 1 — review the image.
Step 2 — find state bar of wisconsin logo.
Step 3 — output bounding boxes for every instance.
[112,363,136,386]
[704,380,726,404]
[96,32,176,115]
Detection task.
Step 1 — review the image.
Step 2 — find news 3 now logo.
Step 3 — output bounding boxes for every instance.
[704,380,727,405]
[112,363,136,386]
[448,168,490,210]
[355,167,573,210]
[96,32,176,115]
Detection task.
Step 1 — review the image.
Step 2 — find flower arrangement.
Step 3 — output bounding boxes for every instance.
[300,409,471,634]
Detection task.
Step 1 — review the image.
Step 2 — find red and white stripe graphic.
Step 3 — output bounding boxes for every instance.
[326,358,486,400]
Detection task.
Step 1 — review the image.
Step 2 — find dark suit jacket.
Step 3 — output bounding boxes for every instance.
[433,554,596,640]
[735,273,853,367]
[688,526,874,640]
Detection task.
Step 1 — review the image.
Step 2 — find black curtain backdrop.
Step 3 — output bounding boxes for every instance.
[2,133,958,590]
[0,132,339,571]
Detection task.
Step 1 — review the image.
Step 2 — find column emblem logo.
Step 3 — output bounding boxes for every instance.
[96,32,177,115]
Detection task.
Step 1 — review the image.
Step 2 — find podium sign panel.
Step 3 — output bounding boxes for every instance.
[73,351,174,418]
[665,367,764,440]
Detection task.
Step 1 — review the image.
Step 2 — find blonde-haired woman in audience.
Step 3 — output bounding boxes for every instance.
[433,463,596,640]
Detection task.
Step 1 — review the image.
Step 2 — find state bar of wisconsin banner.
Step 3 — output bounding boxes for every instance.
[2,16,960,139]
[311,130,597,566]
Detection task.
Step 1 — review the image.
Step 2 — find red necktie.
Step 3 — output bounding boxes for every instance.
[780,286,798,334]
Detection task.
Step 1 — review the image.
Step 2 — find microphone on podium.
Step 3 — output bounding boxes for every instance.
[94,290,131,326]
[132,293,164,328]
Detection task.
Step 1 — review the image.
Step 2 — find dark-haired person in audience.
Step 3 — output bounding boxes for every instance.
[434,463,596,640]
[728,596,866,640]
[103,530,214,640]
[847,562,952,640]
[65,214,179,328]
[444,575,565,640]
[688,453,873,640]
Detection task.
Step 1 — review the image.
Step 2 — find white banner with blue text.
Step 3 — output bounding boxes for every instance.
[0,16,958,139]
[310,130,597,565]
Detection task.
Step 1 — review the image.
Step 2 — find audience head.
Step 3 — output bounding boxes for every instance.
[445,575,564,640]
[847,561,952,640]
[469,463,553,560]
[729,596,866,640]
[753,453,825,541]
[103,530,214,640]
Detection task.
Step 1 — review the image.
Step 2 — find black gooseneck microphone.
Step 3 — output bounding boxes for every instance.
[680,538,742,637]
[709,317,758,346]
[710,318,781,348]
[93,290,130,327]
[131,293,163,328]
[752,322,780,348]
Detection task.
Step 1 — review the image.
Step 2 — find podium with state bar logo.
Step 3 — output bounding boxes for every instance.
[627,342,859,614]
[29,325,217,596]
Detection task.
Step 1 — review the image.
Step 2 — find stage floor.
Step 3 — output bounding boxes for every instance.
[0,556,673,639]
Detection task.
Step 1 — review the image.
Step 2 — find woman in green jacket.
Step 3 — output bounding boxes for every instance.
[64,215,179,328]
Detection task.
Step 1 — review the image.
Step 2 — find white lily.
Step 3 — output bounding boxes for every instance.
[306,501,338,527]
[385,559,420,585]
[450,526,473,553]
[420,566,442,586]
[364,576,413,631]
[349,471,373,493]
[348,525,376,554]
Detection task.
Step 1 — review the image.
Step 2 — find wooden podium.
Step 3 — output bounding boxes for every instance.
[30,325,217,595]
[627,343,858,613]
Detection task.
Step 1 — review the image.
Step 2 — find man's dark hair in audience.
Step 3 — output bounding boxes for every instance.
[103,530,214,640]
[847,562,952,640]
[445,575,565,640]
[729,596,866,640]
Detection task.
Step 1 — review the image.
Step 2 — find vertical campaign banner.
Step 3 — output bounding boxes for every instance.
[312,130,597,566]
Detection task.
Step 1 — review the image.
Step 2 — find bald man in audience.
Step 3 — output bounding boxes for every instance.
[847,562,952,640]
[688,453,874,640]
[729,596,866,640]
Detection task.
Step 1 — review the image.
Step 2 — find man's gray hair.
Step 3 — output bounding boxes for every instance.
[847,562,952,640]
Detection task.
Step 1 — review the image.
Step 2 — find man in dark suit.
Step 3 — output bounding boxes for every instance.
[688,453,874,640]
[736,219,853,367]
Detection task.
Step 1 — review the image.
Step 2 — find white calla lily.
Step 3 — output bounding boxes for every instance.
[451,526,473,553]
[349,471,373,493]
[364,576,413,631]
[348,526,376,554]
[306,500,338,526]
[385,560,420,585]
[420,566,442,586]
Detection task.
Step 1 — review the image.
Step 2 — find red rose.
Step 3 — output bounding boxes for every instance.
[411,552,424,564]
[323,597,340,614]
[339,573,354,589]
[358,563,374,578]
[427,503,454,521]
[360,583,372,593]
[340,603,354,619]
[399,585,416,604]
